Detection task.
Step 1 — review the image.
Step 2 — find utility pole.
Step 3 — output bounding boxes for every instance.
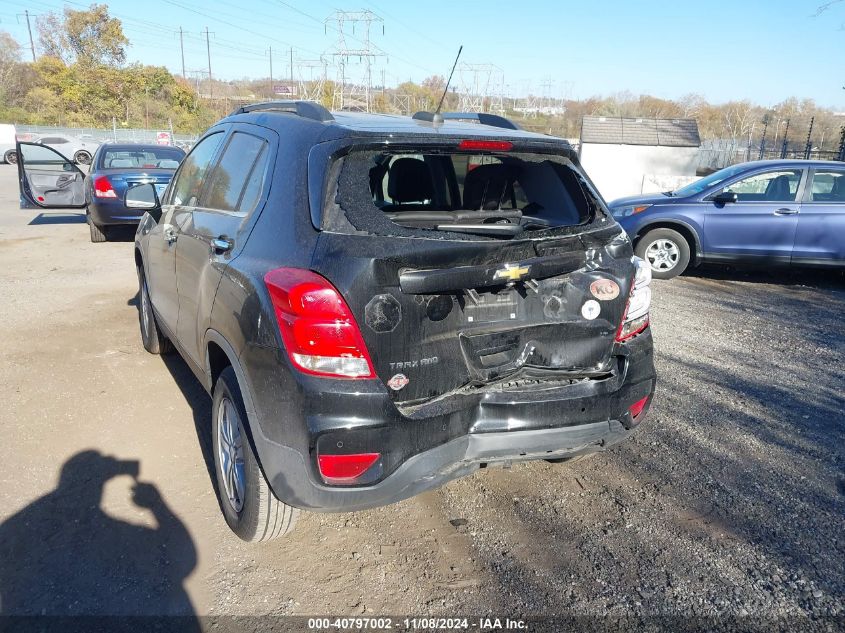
[19,10,36,62]
[268,46,273,97]
[205,27,213,99]
[290,47,293,83]
[179,28,186,78]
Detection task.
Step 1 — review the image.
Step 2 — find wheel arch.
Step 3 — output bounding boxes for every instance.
[633,220,702,265]
[203,330,256,417]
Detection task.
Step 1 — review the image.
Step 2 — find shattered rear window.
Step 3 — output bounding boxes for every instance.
[326,147,603,240]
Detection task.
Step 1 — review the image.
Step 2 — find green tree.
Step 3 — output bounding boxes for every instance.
[36,4,128,67]
[0,31,21,94]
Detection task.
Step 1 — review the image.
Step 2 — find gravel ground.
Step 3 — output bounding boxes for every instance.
[0,164,843,629]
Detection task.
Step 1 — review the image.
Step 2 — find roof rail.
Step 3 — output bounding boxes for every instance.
[231,100,334,123]
[411,111,521,131]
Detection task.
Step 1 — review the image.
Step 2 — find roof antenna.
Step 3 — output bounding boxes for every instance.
[432,45,462,125]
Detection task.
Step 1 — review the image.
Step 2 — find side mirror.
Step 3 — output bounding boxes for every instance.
[712,191,738,205]
[126,183,162,221]
[126,182,160,209]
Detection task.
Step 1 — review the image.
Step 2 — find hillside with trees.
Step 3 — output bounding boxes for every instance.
[0,3,842,156]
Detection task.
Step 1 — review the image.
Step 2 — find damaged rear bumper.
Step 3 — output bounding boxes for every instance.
[245,331,655,512]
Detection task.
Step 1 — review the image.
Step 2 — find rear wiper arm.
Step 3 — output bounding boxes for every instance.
[437,223,523,238]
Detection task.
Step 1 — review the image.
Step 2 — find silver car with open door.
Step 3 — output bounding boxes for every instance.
[16,141,86,211]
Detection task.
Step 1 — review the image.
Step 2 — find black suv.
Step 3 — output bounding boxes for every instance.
[127,103,653,541]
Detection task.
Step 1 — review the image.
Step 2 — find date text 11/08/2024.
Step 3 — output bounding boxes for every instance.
[307,617,528,630]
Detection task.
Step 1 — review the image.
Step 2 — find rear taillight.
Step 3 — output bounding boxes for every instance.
[629,395,650,419]
[264,268,375,379]
[318,453,380,484]
[616,257,651,343]
[93,176,117,198]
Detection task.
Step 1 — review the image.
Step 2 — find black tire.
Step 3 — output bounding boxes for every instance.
[137,265,173,355]
[88,213,108,243]
[635,227,691,280]
[74,150,92,165]
[212,366,298,542]
[546,453,594,465]
[4,150,17,165]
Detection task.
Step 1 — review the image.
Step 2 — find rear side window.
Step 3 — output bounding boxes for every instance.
[202,132,268,213]
[328,146,598,240]
[169,132,224,206]
[809,170,845,202]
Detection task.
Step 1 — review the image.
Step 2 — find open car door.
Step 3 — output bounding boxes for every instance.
[17,141,86,209]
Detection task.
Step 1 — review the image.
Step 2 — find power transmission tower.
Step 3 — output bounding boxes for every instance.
[455,63,503,113]
[516,81,539,118]
[324,10,385,112]
[294,55,329,103]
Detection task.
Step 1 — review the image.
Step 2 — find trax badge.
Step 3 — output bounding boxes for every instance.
[493,263,530,283]
[387,374,410,391]
[581,299,601,320]
[590,279,620,301]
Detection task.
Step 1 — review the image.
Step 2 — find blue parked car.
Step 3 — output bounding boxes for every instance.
[608,160,845,279]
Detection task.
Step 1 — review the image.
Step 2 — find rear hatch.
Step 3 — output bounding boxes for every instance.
[311,138,635,405]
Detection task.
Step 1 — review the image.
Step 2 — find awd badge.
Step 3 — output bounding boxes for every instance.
[387,374,409,391]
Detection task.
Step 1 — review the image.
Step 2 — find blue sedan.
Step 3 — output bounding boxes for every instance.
[608,159,845,279]
[85,143,186,242]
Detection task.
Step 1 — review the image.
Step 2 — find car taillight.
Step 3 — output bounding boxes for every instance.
[628,395,650,419]
[264,268,375,379]
[458,139,513,151]
[616,257,651,343]
[318,453,380,484]
[93,176,117,198]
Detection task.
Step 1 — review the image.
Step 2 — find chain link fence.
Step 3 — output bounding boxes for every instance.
[16,125,199,151]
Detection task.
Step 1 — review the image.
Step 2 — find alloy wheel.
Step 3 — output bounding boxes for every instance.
[217,397,246,513]
[140,281,152,340]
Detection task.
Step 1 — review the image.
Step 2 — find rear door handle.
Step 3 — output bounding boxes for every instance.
[212,237,233,253]
[774,208,799,215]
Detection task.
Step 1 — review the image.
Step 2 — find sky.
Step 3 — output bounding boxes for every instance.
[2,0,844,108]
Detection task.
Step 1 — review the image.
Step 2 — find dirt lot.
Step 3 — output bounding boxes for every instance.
[0,162,843,625]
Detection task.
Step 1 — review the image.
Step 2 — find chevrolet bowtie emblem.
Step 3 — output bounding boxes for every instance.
[493,263,530,282]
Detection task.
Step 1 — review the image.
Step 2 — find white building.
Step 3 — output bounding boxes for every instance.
[578,116,701,203]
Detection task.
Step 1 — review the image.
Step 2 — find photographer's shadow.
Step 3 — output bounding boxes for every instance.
[0,450,199,624]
